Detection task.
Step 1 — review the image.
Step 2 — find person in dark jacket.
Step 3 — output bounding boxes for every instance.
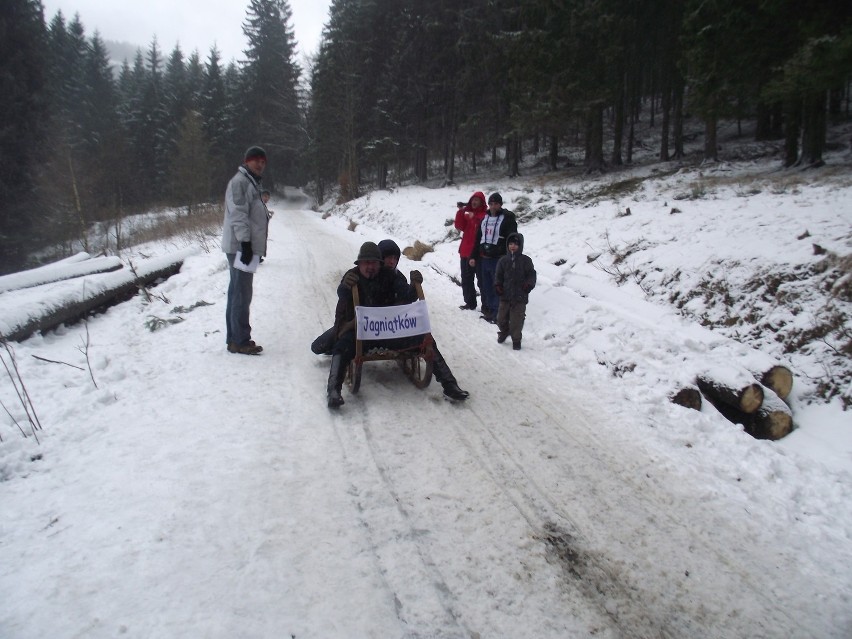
[310,239,414,356]
[469,192,518,323]
[453,191,487,310]
[494,232,536,350]
[326,241,469,408]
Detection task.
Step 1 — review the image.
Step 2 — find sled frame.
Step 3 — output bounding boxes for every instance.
[346,281,434,394]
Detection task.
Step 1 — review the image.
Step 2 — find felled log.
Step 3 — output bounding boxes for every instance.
[0,255,123,294]
[757,365,793,401]
[697,374,763,414]
[706,386,793,441]
[670,387,702,411]
[402,241,434,261]
[0,250,192,342]
[748,387,794,440]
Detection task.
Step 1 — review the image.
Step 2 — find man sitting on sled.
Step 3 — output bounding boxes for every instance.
[324,241,469,408]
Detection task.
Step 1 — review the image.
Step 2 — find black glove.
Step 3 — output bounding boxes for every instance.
[410,270,423,284]
[495,284,504,296]
[240,241,253,265]
[343,271,359,288]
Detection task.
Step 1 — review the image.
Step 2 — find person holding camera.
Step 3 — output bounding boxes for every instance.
[469,192,517,323]
[453,191,488,311]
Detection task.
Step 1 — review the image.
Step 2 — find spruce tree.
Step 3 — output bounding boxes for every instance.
[0,0,48,273]
[241,0,304,187]
[202,47,232,193]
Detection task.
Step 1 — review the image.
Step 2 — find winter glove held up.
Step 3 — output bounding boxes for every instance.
[240,242,253,265]
[343,271,359,288]
[410,270,423,284]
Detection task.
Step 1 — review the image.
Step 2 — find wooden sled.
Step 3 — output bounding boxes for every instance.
[346,281,434,394]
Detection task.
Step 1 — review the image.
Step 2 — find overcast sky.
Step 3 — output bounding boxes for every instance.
[41,0,330,64]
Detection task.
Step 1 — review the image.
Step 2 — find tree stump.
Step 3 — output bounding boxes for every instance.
[697,375,764,414]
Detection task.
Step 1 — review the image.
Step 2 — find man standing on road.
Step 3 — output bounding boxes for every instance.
[222,146,269,355]
[470,192,517,323]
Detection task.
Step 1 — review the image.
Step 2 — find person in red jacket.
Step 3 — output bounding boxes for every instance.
[454,191,487,310]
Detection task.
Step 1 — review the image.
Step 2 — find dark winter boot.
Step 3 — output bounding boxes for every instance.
[432,347,469,401]
[327,354,346,408]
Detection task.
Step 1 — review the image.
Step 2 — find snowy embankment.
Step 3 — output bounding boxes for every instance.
[336,160,852,469]
[0,179,850,638]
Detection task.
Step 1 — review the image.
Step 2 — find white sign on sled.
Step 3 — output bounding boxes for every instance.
[355,300,431,340]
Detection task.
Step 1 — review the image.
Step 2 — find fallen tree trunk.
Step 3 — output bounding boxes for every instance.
[0,255,123,294]
[697,374,764,414]
[670,387,702,411]
[0,250,193,342]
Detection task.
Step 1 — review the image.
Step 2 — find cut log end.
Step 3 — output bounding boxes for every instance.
[760,365,793,401]
[740,383,764,414]
[671,388,702,411]
[748,409,794,441]
[697,376,764,414]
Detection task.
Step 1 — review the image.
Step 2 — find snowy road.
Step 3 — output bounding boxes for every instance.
[1,205,849,638]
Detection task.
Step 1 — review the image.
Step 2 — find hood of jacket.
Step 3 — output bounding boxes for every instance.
[468,191,487,211]
[506,232,524,254]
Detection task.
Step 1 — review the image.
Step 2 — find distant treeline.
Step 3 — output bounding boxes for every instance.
[2,0,851,274]
[308,0,852,200]
[1,0,303,274]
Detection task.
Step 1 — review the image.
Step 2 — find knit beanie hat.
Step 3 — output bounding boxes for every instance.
[378,239,401,260]
[488,192,502,204]
[354,241,382,264]
[244,146,267,162]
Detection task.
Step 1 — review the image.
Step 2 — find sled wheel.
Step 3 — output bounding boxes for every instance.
[347,359,362,394]
[402,343,433,389]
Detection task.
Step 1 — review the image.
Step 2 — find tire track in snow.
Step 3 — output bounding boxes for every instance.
[327,400,472,639]
[424,309,815,638]
[279,209,823,638]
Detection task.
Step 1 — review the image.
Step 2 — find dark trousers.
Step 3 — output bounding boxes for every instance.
[225,253,254,345]
[497,300,526,344]
[480,257,499,316]
[460,257,480,308]
[311,326,337,354]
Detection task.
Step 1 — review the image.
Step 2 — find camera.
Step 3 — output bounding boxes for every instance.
[456,201,465,208]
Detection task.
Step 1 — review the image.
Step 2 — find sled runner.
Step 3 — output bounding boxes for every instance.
[346,281,434,393]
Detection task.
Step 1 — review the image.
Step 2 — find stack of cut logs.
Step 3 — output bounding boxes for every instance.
[671,365,794,440]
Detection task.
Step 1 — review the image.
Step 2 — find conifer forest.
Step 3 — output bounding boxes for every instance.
[1,0,851,274]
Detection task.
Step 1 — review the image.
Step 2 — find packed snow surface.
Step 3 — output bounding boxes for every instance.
[1,164,851,638]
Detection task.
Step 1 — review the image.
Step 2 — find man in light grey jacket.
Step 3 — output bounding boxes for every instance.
[222,146,269,355]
